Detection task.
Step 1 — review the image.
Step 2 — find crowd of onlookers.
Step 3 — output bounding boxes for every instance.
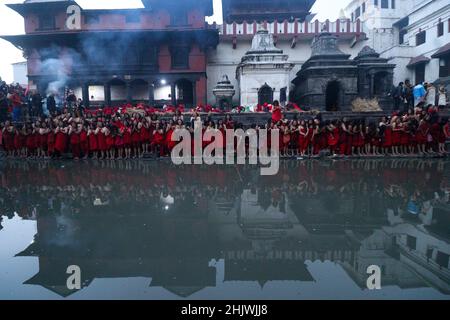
[391,80,448,112]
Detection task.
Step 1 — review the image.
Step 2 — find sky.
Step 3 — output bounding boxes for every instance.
[0,0,352,83]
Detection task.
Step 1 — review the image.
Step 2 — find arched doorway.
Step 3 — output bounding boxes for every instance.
[131,79,148,102]
[175,79,194,107]
[109,78,127,103]
[258,83,273,105]
[325,80,340,111]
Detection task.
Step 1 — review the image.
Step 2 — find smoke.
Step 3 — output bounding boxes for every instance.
[38,46,81,96]
[41,58,68,95]
[36,27,155,97]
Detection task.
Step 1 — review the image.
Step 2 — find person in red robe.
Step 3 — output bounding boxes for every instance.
[79,124,88,159]
[132,123,142,158]
[271,101,282,124]
[438,120,447,154]
[416,119,429,155]
[87,124,98,159]
[47,125,55,158]
[69,123,81,160]
[327,121,339,156]
[54,123,69,158]
[298,120,309,157]
[151,125,165,157]
[123,123,132,159]
[115,126,125,159]
[105,126,115,159]
[97,123,107,160]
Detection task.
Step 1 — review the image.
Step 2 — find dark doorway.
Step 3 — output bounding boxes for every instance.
[415,64,425,84]
[280,87,287,104]
[258,84,273,105]
[325,81,340,111]
[374,72,388,96]
[176,79,194,107]
[131,79,148,102]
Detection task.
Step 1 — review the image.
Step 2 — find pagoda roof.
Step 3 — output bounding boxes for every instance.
[7,1,78,17]
[8,0,213,17]
[222,0,315,23]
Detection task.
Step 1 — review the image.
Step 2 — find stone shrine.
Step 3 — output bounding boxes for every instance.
[292,32,396,112]
[236,29,294,107]
[213,75,235,110]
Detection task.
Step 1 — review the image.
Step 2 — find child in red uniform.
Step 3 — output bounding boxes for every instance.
[26,125,37,158]
[13,125,23,158]
[381,120,392,155]
[54,123,68,158]
[97,123,107,160]
[391,118,402,156]
[271,101,283,124]
[79,124,88,159]
[151,125,165,157]
[438,120,447,154]
[298,121,309,157]
[141,120,151,154]
[87,124,98,159]
[105,126,115,160]
[123,123,132,159]
[416,119,429,155]
[69,123,81,160]
[47,125,55,158]
[115,126,124,159]
[131,123,142,158]
[37,123,49,158]
[327,122,339,156]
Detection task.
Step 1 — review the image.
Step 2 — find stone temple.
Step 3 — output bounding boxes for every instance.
[292,32,395,111]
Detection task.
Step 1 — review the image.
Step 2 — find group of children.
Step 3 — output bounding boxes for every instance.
[0,105,449,159]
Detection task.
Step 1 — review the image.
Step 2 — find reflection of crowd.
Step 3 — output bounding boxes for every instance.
[0,159,448,231]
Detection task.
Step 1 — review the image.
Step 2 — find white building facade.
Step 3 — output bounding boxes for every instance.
[12,61,28,87]
[207,19,367,106]
[345,0,450,87]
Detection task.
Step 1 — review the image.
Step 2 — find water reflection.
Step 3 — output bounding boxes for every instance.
[0,159,449,299]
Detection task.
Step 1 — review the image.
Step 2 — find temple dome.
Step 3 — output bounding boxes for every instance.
[246,29,283,55]
[356,46,380,59]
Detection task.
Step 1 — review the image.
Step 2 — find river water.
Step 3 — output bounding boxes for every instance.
[0,159,449,300]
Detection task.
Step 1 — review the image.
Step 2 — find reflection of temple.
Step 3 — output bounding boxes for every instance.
[1,159,449,297]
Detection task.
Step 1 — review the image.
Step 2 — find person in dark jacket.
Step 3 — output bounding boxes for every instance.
[31,91,43,117]
[47,93,56,116]
[392,82,404,111]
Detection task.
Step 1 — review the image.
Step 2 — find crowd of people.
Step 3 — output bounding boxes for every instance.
[391,80,448,112]
[0,100,448,160]
[1,76,450,160]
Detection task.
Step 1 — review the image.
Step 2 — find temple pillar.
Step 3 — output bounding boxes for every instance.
[104,83,111,106]
[82,83,90,107]
[192,79,197,107]
[126,82,132,103]
[149,83,155,105]
[369,74,375,98]
[171,83,176,105]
